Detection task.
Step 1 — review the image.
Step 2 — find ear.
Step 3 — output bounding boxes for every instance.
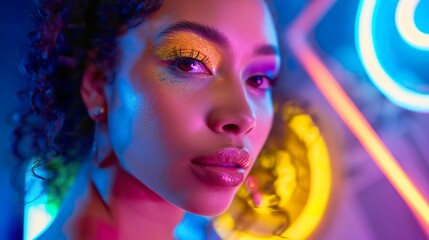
[80,64,107,121]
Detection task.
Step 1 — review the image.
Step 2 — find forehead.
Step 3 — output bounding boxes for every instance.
[141,0,278,50]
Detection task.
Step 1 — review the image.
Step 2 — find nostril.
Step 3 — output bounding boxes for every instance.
[222,124,240,134]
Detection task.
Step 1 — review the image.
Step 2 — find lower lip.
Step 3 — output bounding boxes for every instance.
[190,163,245,187]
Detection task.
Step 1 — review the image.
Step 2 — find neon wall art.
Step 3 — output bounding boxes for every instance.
[287,0,429,237]
[395,0,429,50]
[357,0,429,112]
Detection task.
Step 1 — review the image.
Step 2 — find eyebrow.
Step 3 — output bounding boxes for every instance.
[157,20,280,57]
[157,20,230,46]
[253,43,280,57]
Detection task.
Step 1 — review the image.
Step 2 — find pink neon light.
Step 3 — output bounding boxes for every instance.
[286,0,429,235]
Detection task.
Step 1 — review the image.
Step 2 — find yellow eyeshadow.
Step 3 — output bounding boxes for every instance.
[154,31,223,71]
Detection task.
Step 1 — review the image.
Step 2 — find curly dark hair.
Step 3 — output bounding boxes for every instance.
[12,0,163,199]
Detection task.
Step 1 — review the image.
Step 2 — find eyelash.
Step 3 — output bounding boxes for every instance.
[166,48,277,90]
[167,48,212,73]
[247,75,277,91]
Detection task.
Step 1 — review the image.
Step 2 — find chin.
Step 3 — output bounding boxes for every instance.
[186,203,230,217]
[180,189,237,216]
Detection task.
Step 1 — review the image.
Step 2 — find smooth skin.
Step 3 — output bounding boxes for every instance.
[40,0,281,239]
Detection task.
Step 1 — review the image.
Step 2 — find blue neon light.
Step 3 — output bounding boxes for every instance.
[356,0,429,112]
[395,0,429,51]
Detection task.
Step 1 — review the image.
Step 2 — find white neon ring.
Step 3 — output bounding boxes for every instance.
[395,0,429,50]
[356,0,429,112]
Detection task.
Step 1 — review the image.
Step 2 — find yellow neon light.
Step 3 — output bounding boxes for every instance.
[284,114,331,239]
[214,108,331,240]
[287,0,429,236]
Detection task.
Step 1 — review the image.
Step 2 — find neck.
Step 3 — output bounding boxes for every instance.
[61,154,184,240]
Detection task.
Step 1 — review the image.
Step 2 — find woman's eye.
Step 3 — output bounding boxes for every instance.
[247,75,273,90]
[173,58,208,73]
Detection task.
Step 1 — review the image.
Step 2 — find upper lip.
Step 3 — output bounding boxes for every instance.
[191,147,251,169]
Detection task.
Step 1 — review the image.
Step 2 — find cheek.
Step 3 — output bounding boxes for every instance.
[251,96,274,154]
[107,79,153,166]
[257,95,275,132]
[106,75,196,182]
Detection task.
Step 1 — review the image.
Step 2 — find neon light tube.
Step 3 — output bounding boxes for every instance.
[357,0,429,112]
[395,0,429,50]
[287,0,429,235]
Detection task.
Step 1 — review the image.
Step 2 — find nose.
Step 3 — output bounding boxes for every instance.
[207,84,256,136]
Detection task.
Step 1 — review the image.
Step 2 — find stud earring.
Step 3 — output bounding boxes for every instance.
[90,106,105,120]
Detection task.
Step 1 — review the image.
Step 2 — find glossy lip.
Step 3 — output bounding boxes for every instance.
[190,147,251,187]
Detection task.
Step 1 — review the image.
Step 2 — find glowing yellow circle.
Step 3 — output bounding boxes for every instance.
[213,104,332,239]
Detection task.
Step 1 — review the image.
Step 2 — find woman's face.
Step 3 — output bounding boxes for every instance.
[106,0,280,215]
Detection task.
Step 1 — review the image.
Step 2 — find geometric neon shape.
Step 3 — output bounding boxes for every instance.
[287,0,429,237]
[356,0,429,112]
[396,0,429,50]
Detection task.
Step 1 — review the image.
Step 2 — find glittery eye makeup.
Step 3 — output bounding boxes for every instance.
[154,31,223,76]
[243,60,280,92]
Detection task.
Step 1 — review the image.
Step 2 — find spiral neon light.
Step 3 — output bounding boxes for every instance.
[287,0,429,236]
[395,0,429,50]
[356,0,429,112]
